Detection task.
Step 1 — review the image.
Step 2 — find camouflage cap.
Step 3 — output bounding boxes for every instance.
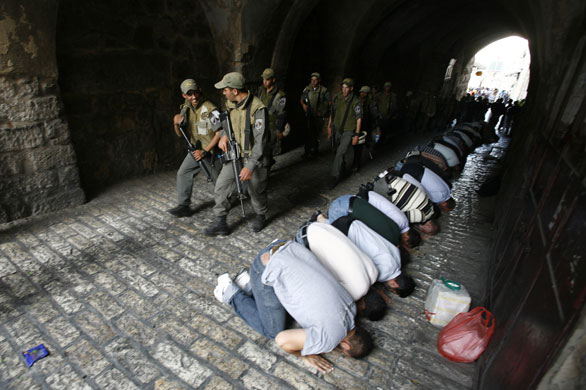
[384,81,392,87]
[261,68,275,79]
[180,79,198,94]
[359,86,371,93]
[215,72,245,89]
[341,78,354,87]
[310,72,321,79]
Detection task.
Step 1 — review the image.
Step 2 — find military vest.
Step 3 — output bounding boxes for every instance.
[332,94,361,132]
[226,93,266,155]
[303,85,329,117]
[181,100,217,148]
[257,86,285,132]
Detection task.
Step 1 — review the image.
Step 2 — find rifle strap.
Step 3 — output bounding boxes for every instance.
[268,88,280,112]
[244,99,253,158]
[315,88,321,116]
[339,96,354,133]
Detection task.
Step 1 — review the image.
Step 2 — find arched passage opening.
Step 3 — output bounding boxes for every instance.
[55,0,220,197]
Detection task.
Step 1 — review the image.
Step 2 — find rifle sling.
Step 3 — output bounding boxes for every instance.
[338,95,354,133]
[243,98,253,158]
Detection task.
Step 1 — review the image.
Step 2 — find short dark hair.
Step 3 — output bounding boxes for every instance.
[346,325,374,358]
[360,290,386,321]
[407,229,421,248]
[392,273,416,298]
[444,197,456,211]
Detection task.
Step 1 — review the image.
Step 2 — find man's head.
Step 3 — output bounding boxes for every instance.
[401,229,421,249]
[385,273,416,298]
[384,81,392,94]
[180,79,201,105]
[341,78,354,98]
[438,197,456,213]
[338,325,373,358]
[356,289,386,321]
[419,219,439,235]
[262,68,276,89]
[359,86,370,101]
[215,72,247,103]
[310,72,321,88]
[371,85,378,95]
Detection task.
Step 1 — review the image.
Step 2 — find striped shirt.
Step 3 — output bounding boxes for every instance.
[373,173,435,223]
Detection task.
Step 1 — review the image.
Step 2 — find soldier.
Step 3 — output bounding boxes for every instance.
[168,79,221,218]
[257,68,287,161]
[328,78,363,189]
[300,72,331,158]
[204,72,270,236]
[354,85,380,171]
[375,81,398,141]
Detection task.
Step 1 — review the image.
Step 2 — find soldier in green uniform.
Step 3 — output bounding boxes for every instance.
[256,68,286,161]
[327,78,363,189]
[168,79,221,217]
[204,72,270,236]
[375,81,398,143]
[353,85,380,172]
[300,72,331,158]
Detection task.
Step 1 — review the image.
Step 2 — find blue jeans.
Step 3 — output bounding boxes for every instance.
[327,195,352,223]
[229,240,287,339]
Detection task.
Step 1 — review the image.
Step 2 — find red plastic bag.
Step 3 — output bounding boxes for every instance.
[437,307,495,363]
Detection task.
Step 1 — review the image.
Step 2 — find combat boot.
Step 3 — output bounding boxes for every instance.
[251,214,266,233]
[204,216,230,236]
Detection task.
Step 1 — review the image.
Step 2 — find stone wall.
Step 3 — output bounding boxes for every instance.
[56,0,220,196]
[0,1,84,223]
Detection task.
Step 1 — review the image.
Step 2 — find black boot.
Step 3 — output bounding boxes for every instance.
[204,216,230,236]
[168,205,192,217]
[251,214,266,233]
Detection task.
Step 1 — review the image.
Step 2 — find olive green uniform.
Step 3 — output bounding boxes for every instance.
[330,93,363,179]
[375,92,398,139]
[213,92,270,217]
[257,86,286,158]
[301,84,331,156]
[176,99,220,206]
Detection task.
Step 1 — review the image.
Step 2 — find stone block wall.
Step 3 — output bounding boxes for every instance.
[0,1,85,223]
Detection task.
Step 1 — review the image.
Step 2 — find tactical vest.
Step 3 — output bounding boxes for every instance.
[333,94,361,132]
[304,85,329,117]
[257,86,285,132]
[226,93,266,155]
[181,100,217,148]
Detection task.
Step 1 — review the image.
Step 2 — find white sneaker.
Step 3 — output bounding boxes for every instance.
[214,273,238,304]
[234,269,252,295]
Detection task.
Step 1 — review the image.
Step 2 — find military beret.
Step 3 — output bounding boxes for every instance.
[180,79,198,94]
[341,78,354,87]
[261,68,275,79]
[215,72,245,89]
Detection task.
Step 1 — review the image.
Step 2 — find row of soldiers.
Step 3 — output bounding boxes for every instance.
[167,69,402,235]
[211,118,486,373]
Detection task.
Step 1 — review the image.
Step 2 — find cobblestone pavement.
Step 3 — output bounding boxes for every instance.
[0,132,506,389]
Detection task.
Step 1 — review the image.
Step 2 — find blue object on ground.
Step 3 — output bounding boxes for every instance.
[23,344,49,367]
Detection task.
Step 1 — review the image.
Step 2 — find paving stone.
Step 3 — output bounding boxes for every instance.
[240,367,293,390]
[272,361,335,390]
[105,337,160,384]
[2,273,38,299]
[74,311,116,345]
[118,289,159,318]
[204,376,234,390]
[191,314,243,349]
[0,256,17,277]
[152,341,212,387]
[86,291,124,319]
[45,316,80,348]
[153,377,190,390]
[95,368,140,390]
[0,339,27,382]
[45,363,92,390]
[115,313,157,347]
[151,313,196,347]
[190,338,248,379]
[66,338,110,378]
[237,341,278,371]
[117,269,159,297]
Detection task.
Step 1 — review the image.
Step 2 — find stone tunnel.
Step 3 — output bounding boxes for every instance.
[1,0,585,389]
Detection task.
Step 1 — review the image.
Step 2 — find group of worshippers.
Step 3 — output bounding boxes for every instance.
[212,121,484,373]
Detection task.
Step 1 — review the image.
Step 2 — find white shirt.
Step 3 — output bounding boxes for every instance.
[306,223,378,301]
[367,191,410,233]
[433,143,460,167]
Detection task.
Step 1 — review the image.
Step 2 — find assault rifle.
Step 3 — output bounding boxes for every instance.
[219,110,247,217]
[178,106,214,183]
